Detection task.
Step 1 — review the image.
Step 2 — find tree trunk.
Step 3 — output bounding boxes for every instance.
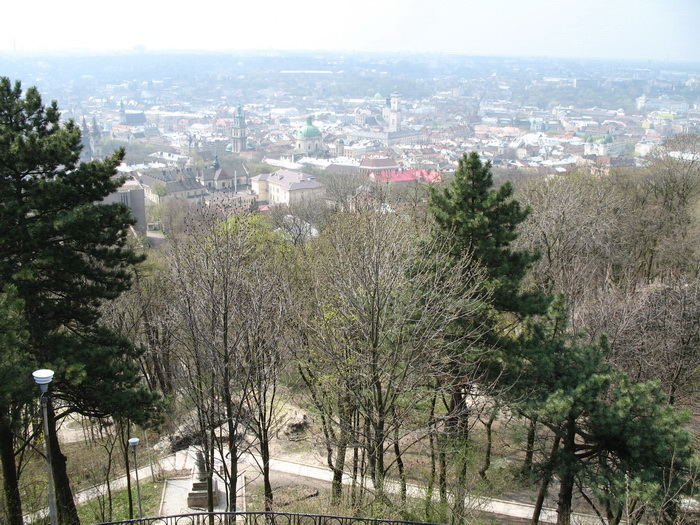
[610,509,623,525]
[0,413,23,525]
[478,408,497,485]
[555,417,577,525]
[331,442,347,504]
[556,470,575,525]
[522,417,537,478]
[95,423,116,522]
[393,420,406,503]
[426,392,437,517]
[453,438,470,525]
[47,403,80,525]
[438,441,447,505]
[223,377,238,513]
[106,454,113,522]
[451,387,471,524]
[229,438,238,513]
[358,438,367,506]
[364,415,376,491]
[120,422,133,520]
[532,477,550,525]
[372,412,386,498]
[331,397,351,505]
[531,436,560,525]
[329,418,348,506]
[260,426,273,512]
[350,441,359,507]
[208,425,215,523]
[351,407,361,507]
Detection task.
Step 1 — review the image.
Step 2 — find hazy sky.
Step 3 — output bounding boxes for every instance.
[2,0,699,61]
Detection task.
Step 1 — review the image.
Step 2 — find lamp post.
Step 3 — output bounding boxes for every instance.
[32,369,58,525]
[128,437,144,518]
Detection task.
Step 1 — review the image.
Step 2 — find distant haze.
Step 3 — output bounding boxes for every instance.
[2,0,699,62]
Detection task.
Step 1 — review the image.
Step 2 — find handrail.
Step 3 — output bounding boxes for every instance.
[97,511,443,525]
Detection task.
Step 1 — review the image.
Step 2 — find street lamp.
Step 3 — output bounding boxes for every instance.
[32,369,58,525]
[128,437,144,518]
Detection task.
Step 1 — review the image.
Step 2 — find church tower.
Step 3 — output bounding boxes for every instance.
[80,117,92,160]
[90,116,103,158]
[232,105,247,154]
[335,138,345,157]
[388,92,401,133]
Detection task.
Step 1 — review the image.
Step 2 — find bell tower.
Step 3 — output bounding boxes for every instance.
[388,92,401,132]
[232,105,247,153]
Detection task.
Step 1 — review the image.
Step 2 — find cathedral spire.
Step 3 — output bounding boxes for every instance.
[91,116,101,139]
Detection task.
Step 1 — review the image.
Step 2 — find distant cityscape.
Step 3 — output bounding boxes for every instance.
[3,52,700,231]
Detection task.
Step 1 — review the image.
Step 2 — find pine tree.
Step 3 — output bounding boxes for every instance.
[0,286,34,525]
[0,78,159,524]
[429,151,548,316]
[427,152,550,510]
[510,299,695,525]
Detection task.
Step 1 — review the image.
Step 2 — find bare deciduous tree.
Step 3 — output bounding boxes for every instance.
[292,206,488,516]
[166,208,273,513]
[578,279,700,409]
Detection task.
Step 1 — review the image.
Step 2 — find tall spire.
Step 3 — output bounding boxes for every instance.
[232,105,247,153]
[91,116,101,139]
[80,117,92,160]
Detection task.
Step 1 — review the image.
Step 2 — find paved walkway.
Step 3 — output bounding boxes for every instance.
[25,447,602,525]
[159,447,246,517]
[239,453,602,525]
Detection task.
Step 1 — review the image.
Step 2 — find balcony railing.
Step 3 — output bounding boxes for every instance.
[96,512,441,525]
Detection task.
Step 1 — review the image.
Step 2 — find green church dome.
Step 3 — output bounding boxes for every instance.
[297,116,321,139]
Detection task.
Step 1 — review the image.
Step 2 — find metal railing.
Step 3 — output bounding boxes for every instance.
[96,511,441,525]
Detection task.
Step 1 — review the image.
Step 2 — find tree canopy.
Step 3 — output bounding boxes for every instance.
[429,151,549,317]
[0,77,159,524]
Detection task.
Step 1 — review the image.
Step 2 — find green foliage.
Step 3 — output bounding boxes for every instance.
[510,297,696,520]
[76,481,162,524]
[0,77,160,425]
[429,152,548,316]
[247,162,276,176]
[152,182,166,197]
[0,286,34,409]
[99,139,173,165]
[219,212,290,265]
